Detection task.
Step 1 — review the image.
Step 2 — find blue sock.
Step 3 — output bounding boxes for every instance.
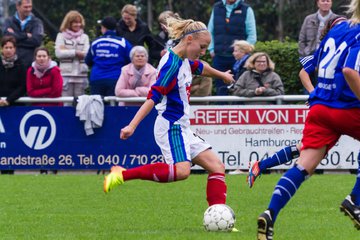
[268,164,308,222]
[259,145,299,172]
[350,151,360,205]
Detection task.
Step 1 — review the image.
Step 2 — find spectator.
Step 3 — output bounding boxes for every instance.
[232,52,284,104]
[85,16,132,96]
[208,0,257,96]
[0,36,27,107]
[115,46,156,106]
[232,40,254,81]
[191,61,213,105]
[55,10,90,106]
[3,0,44,68]
[116,4,155,62]
[151,10,180,65]
[298,0,337,58]
[27,47,63,106]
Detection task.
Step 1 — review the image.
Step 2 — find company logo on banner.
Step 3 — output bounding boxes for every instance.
[19,110,56,150]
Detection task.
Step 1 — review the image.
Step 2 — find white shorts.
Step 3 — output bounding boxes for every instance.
[154,116,211,164]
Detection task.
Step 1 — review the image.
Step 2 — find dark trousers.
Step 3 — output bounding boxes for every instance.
[90,80,116,96]
[212,55,236,96]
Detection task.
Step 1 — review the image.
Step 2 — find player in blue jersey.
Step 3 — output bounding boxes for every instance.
[247,15,348,189]
[103,17,235,211]
[256,1,360,238]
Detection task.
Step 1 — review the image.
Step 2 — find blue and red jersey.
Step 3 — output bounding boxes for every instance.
[301,21,360,108]
[147,49,203,126]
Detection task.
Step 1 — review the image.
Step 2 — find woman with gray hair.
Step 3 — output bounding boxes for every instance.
[115,46,156,106]
[232,52,284,104]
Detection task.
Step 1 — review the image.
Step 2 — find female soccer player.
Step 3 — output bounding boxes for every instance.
[257,1,360,238]
[103,17,234,208]
[247,15,348,188]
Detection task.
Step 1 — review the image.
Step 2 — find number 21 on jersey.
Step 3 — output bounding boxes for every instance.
[318,38,347,79]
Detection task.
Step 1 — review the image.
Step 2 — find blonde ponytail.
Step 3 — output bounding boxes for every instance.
[347,0,360,24]
[166,17,208,40]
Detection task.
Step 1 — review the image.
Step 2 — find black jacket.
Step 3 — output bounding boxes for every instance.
[116,19,153,47]
[150,31,179,65]
[116,19,157,63]
[0,58,27,105]
[3,14,44,68]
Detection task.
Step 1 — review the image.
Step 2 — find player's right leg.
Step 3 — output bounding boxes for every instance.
[193,148,239,231]
[103,165,126,193]
[257,210,273,240]
[193,149,227,206]
[257,147,325,239]
[103,161,191,193]
[189,129,228,207]
[340,151,360,229]
[104,119,191,193]
[248,144,300,188]
[340,195,360,230]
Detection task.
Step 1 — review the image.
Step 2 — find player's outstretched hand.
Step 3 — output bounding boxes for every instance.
[222,70,235,85]
[120,125,135,140]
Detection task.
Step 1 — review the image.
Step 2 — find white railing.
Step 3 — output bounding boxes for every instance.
[4,95,309,106]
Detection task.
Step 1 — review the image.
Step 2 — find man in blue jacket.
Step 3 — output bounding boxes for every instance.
[86,16,132,96]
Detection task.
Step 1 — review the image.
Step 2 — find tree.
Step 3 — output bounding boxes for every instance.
[250,0,350,41]
[32,0,351,42]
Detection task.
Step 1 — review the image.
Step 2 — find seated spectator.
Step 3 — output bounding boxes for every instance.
[191,61,213,105]
[86,16,132,96]
[115,46,156,106]
[151,10,180,65]
[0,35,27,107]
[55,10,90,106]
[27,47,63,106]
[232,40,254,81]
[232,52,284,104]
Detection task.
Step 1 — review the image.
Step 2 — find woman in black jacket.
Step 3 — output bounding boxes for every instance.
[116,4,156,63]
[0,35,27,107]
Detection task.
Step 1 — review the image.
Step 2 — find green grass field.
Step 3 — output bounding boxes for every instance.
[0,173,358,240]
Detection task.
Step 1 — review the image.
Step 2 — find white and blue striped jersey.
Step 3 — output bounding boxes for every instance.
[301,21,360,108]
[147,49,203,127]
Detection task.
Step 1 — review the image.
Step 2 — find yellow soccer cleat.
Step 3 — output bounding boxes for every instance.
[103,166,126,193]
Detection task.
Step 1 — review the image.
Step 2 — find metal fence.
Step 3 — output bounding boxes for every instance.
[7,95,309,106]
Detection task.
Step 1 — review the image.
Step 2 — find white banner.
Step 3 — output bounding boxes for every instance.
[190,105,359,170]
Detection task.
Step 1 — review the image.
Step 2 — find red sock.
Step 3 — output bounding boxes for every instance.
[123,163,177,182]
[206,173,227,206]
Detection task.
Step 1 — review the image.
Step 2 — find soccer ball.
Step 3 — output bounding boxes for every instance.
[203,204,236,232]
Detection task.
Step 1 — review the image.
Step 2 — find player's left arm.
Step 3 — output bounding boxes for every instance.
[343,67,360,100]
[343,45,360,100]
[299,54,317,93]
[120,99,155,140]
[200,62,234,84]
[299,68,315,93]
